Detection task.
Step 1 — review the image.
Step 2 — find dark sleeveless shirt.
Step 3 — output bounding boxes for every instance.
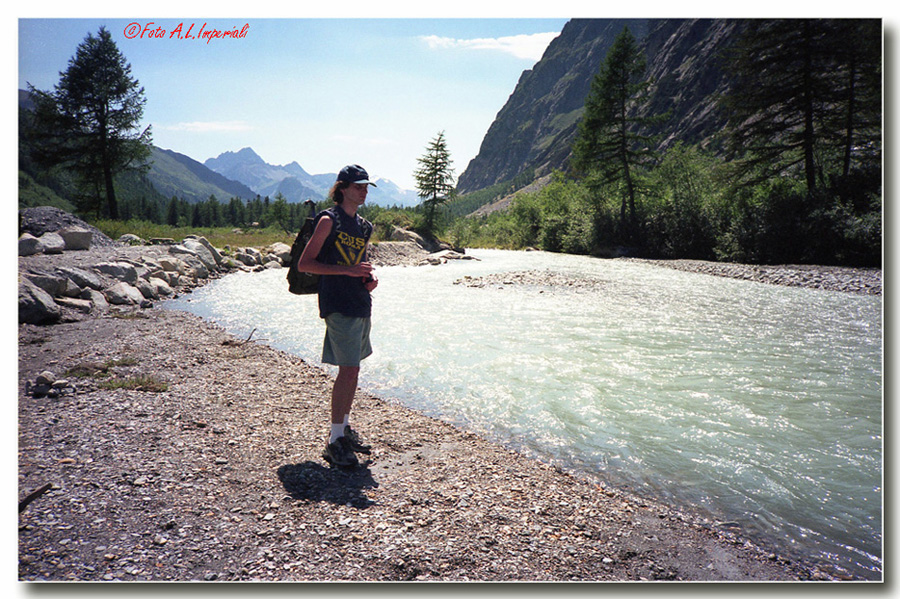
[314,205,374,319]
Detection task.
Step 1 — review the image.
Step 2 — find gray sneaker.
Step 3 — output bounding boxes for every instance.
[322,436,359,467]
[344,426,371,454]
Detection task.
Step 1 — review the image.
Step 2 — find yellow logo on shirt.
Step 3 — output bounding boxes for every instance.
[334,231,366,265]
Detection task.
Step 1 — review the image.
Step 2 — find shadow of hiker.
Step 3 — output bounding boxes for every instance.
[277,461,378,509]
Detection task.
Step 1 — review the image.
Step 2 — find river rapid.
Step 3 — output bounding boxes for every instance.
[165,249,883,580]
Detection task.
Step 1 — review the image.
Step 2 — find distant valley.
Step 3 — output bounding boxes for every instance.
[20,85,420,210]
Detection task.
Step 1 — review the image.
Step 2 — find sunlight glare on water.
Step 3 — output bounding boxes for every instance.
[165,248,882,579]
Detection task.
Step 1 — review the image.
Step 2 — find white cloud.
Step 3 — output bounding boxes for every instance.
[420,32,559,61]
[160,121,253,133]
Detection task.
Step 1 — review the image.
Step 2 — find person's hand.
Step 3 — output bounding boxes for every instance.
[364,275,378,292]
[347,262,374,278]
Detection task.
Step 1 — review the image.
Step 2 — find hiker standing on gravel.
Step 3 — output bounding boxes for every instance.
[297,164,378,467]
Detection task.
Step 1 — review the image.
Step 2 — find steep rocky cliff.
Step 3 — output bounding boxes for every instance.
[637,19,743,152]
[457,18,741,195]
[456,19,646,194]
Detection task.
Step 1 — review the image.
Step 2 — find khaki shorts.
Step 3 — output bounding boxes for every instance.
[322,313,372,367]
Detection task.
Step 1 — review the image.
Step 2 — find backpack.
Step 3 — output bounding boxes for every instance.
[286,200,321,295]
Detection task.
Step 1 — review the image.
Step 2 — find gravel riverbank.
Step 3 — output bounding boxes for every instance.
[19,244,876,582]
[622,258,882,296]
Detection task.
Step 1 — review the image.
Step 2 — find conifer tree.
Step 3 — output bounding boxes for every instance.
[27,26,151,219]
[572,26,660,240]
[828,19,882,179]
[414,131,456,235]
[721,19,881,196]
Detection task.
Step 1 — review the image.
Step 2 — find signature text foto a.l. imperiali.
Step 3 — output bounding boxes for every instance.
[124,22,250,44]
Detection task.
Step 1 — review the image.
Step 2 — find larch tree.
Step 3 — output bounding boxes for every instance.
[413,130,456,235]
[27,26,152,219]
[721,19,881,197]
[572,25,661,240]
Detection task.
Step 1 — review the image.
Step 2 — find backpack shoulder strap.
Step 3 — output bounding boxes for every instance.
[316,206,341,229]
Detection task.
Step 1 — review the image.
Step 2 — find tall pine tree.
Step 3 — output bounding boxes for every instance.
[827,19,881,179]
[721,19,881,196]
[572,26,661,240]
[27,26,151,218]
[414,131,456,235]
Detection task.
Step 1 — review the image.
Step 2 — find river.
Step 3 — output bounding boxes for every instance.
[164,248,883,579]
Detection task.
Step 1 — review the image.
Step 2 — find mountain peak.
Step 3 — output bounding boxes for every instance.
[201,149,417,207]
[219,147,265,164]
[236,147,263,159]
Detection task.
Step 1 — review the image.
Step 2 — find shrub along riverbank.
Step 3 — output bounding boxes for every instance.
[443,150,881,268]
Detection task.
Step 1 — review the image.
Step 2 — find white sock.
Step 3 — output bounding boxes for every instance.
[330,423,344,444]
[343,414,350,429]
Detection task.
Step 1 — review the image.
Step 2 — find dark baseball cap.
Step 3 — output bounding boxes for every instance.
[337,164,377,186]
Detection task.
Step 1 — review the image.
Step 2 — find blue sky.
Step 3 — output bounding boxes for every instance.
[18,17,570,190]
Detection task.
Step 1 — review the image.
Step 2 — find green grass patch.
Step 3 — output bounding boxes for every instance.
[64,355,167,392]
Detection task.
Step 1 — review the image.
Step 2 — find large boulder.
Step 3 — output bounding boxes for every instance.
[157,270,181,287]
[119,234,143,245]
[54,266,103,291]
[79,288,109,313]
[104,282,147,306]
[175,239,218,272]
[58,227,92,251]
[184,235,225,267]
[19,277,61,324]
[138,258,166,281]
[55,297,93,314]
[148,277,174,297]
[39,231,65,254]
[233,251,259,267]
[158,256,188,275]
[244,247,263,263]
[390,227,426,246]
[22,270,69,296]
[120,259,152,282]
[93,261,138,284]
[169,252,209,280]
[134,277,158,300]
[267,242,292,264]
[18,233,43,256]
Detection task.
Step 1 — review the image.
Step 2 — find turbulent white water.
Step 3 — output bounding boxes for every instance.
[165,249,882,579]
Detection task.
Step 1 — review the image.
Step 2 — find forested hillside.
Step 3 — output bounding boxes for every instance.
[449,18,881,267]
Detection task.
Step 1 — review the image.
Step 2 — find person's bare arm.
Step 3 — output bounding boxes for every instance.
[363,240,378,291]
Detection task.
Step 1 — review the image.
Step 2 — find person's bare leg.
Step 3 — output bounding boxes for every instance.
[332,365,359,426]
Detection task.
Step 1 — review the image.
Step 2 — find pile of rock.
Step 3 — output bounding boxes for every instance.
[18,225,295,327]
[19,227,93,255]
[230,242,291,270]
[454,269,604,291]
[385,226,474,266]
[24,370,74,398]
[419,249,479,266]
[20,234,224,325]
[624,258,883,296]
[18,208,461,326]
